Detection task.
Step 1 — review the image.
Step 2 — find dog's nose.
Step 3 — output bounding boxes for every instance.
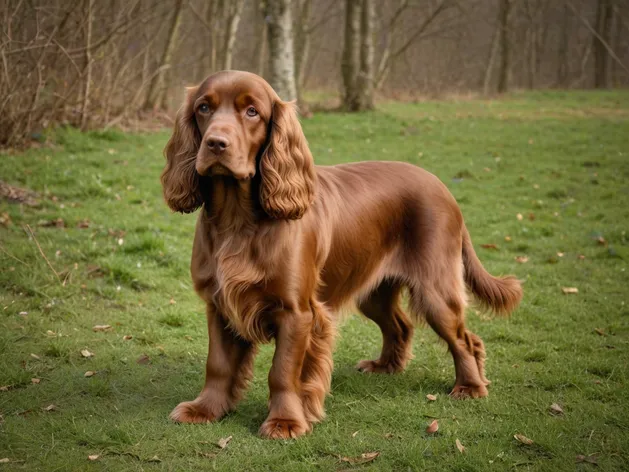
[206,135,230,153]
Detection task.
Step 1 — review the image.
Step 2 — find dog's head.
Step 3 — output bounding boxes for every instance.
[161,71,316,220]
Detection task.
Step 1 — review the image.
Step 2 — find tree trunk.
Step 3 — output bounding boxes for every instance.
[80,0,94,130]
[294,0,312,93]
[209,0,222,73]
[266,0,297,101]
[524,0,536,89]
[497,0,511,94]
[222,0,245,70]
[144,0,185,110]
[593,0,613,88]
[483,14,501,95]
[254,0,268,76]
[356,0,374,110]
[557,2,570,87]
[342,0,361,110]
[610,4,621,85]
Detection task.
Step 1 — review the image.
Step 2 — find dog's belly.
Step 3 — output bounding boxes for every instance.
[318,243,399,311]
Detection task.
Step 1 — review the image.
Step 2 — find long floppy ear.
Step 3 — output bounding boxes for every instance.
[161,87,203,213]
[259,100,317,220]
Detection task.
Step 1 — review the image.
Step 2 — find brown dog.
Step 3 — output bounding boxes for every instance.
[161,70,522,439]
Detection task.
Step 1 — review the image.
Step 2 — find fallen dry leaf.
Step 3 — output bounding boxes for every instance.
[340,452,380,465]
[516,213,523,221]
[0,212,12,227]
[426,394,437,401]
[549,403,564,415]
[557,252,565,257]
[92,325,112,332]
[147,456,161,462]
[80,349,94,358]
[351,431,359,438]
[43,404,56,412]
[528,213,536,221]
[562,287,579,294]
[88,455,99,461]
[169,298,176,305]
[84,371,96,377]
[481,243,498,250]
[46,330,56,336]
[136,354,150,364]
[30,353,41,360]
[426,420,439,434]
[77,219,90,229]
[514,434,534,445]
[576,454,598,465]
[456,438,465,453]
[504,236,512,242]
[217,436,232,449]
[578,254,586,260]
[31,378,40,384]
[38,218,65,228]
[596,236,607,246]
[0,458,10,463]
[0,181,39,206]
[515,256,529,263]
[0,386,11,392]
[594,328,606,336]
[384,433,394,438]
[122,335,133,341]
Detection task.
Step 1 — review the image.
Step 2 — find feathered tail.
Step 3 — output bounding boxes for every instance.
[462,225,523,315]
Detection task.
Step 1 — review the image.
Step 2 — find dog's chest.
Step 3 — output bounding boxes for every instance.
[194,233,273,342]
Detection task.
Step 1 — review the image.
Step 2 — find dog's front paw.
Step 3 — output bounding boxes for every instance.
[170,400,221,424]
[449,384,488,399]
[259,417,310,439]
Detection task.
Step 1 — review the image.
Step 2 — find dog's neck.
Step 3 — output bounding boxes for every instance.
[202,175,261,232]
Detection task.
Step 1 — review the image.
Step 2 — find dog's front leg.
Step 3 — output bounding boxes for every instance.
[170,304,257,423]
[259,309,312,439]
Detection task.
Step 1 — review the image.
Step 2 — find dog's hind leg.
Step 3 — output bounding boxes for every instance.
[356,280,414,374]
[409,280,489,399]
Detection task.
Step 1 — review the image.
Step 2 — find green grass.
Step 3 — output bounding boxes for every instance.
[1,90,629,471]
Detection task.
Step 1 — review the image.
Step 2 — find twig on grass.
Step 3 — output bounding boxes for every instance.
[24,224,61,283]
[0,242,29,266]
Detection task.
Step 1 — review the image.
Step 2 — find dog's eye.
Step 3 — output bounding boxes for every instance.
[246,106,258,117]
[198,104,210,114]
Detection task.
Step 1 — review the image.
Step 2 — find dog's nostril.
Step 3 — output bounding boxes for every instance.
[206,136,230,152]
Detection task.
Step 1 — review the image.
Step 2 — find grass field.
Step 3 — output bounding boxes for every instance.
[1,90,629,471]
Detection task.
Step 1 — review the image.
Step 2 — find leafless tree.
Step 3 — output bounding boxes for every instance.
[1,0,628,148]
[144,0,185,110]
[497,0,512,93]
[342,0,361,110]
[266,0,298,101]
[357,0,374,110]
[593,0,614,88]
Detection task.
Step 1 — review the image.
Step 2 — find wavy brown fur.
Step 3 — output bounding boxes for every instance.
[164,71,523,439]
[462,226,523,315]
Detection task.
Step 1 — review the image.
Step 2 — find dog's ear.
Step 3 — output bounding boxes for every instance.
[259,100,317,220]
[161,87,203,213]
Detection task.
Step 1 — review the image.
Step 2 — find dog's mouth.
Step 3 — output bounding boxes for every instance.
[204,162,255,181]
[209,163,231,176]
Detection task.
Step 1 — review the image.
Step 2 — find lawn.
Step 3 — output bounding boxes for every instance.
[1,90,629,471]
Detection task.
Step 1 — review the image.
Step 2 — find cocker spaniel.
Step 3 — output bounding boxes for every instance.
[161,70,522,439]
